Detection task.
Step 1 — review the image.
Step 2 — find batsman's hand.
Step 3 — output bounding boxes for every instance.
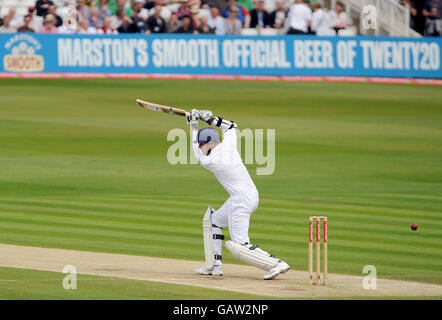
[187,109,199,129]
[199,110,215,125]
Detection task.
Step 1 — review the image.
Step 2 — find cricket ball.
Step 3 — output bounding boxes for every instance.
[411,223,418,231]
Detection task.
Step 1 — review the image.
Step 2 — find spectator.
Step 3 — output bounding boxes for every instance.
[191,0,203,7]
[204,0,228,12]
[111,7,125,29]
[224,6,242,35]
[89,7,102,28]
[96,0,112,26]
[423,0,442,36]
[190,5,202,30]
[208,6,225,34]
[78,18,98,34]
[26,7,38,30]
[114,0,133,17]
[329,1,350,31]
[198,15,215,33]
[77,0,91,21]
[271,0,287,29]
[39,14,59,33]
[221,0,250,27]
[133,0,150,20]
[99,16,119,34]
[147,5,167,33]
[0,16,16,33]
[311,2,334,36]
[117,14,138,32]
[176,15,194,33]
[36,0,55,17]
[9,8,24,29]
[47,5,63,27]
[176,0,191,20]
[58,20,78,34]
[400,0,418,30]
[167,12,181,33]
[144,0,156,10]
[303,0,313,33]
[286,0,312,34]
[149,0,172,20]
[132,8,148,32]
[18,15,36,33]
[250,0,272,29]
[263,0,277,13]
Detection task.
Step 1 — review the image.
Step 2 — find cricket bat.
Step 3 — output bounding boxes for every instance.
[136,99,195,118]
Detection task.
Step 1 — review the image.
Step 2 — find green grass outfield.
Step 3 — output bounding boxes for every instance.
[0,79,441,298]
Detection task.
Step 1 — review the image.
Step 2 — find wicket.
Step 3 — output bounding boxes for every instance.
[308,216,328,285]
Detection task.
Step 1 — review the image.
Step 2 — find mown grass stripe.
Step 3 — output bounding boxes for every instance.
[247,235,442,259]
[0,200,202,217]
[258,197,442,213]
[0,221,201,247]
[8,194,440,215]
[0,212,200,238]
[258,204,441,220]
[2,204,441,243]
[0,205,202,228]
[252,230,442,254]
[3,203,440,242]
[2,197,440,223]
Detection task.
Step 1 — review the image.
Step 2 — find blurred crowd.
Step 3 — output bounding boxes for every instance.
[0,0,354,36]
[0,0,439,36]
[400,0,441,36]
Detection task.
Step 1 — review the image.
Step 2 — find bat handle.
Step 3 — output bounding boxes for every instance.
[185,112,200,119]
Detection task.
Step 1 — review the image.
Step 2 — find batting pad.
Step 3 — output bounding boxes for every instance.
[203,206,215,270]
[225,241,280,271]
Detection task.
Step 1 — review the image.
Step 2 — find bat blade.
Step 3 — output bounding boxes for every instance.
[147,105,160,112]
[136,99,190,117]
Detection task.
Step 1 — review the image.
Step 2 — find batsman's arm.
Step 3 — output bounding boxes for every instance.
[188,110,202,161]
[191,127,202,161]
[198,110,238,151]
[220,123,237,150]
[211,117,237,131]
[199,110,237,131]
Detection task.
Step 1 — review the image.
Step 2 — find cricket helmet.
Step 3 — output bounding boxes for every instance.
[195,127,219,144]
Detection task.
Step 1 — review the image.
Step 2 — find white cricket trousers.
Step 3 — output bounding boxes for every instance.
[210,190,259,266]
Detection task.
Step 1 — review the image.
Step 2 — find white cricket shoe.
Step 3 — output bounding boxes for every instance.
[264,261,290,280]
[195,265,223,276]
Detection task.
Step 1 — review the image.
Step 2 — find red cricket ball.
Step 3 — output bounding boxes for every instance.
[411,223,418,231]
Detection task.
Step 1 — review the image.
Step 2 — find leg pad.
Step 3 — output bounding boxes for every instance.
[225,241,280,271]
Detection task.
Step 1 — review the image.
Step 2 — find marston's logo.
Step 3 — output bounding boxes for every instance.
[4,34,44,72]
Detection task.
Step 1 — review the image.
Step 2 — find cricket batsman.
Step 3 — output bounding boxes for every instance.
[187,109,290,280]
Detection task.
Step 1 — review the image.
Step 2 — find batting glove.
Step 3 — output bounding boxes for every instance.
[187,109,199,129]
[199,110,215,125]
